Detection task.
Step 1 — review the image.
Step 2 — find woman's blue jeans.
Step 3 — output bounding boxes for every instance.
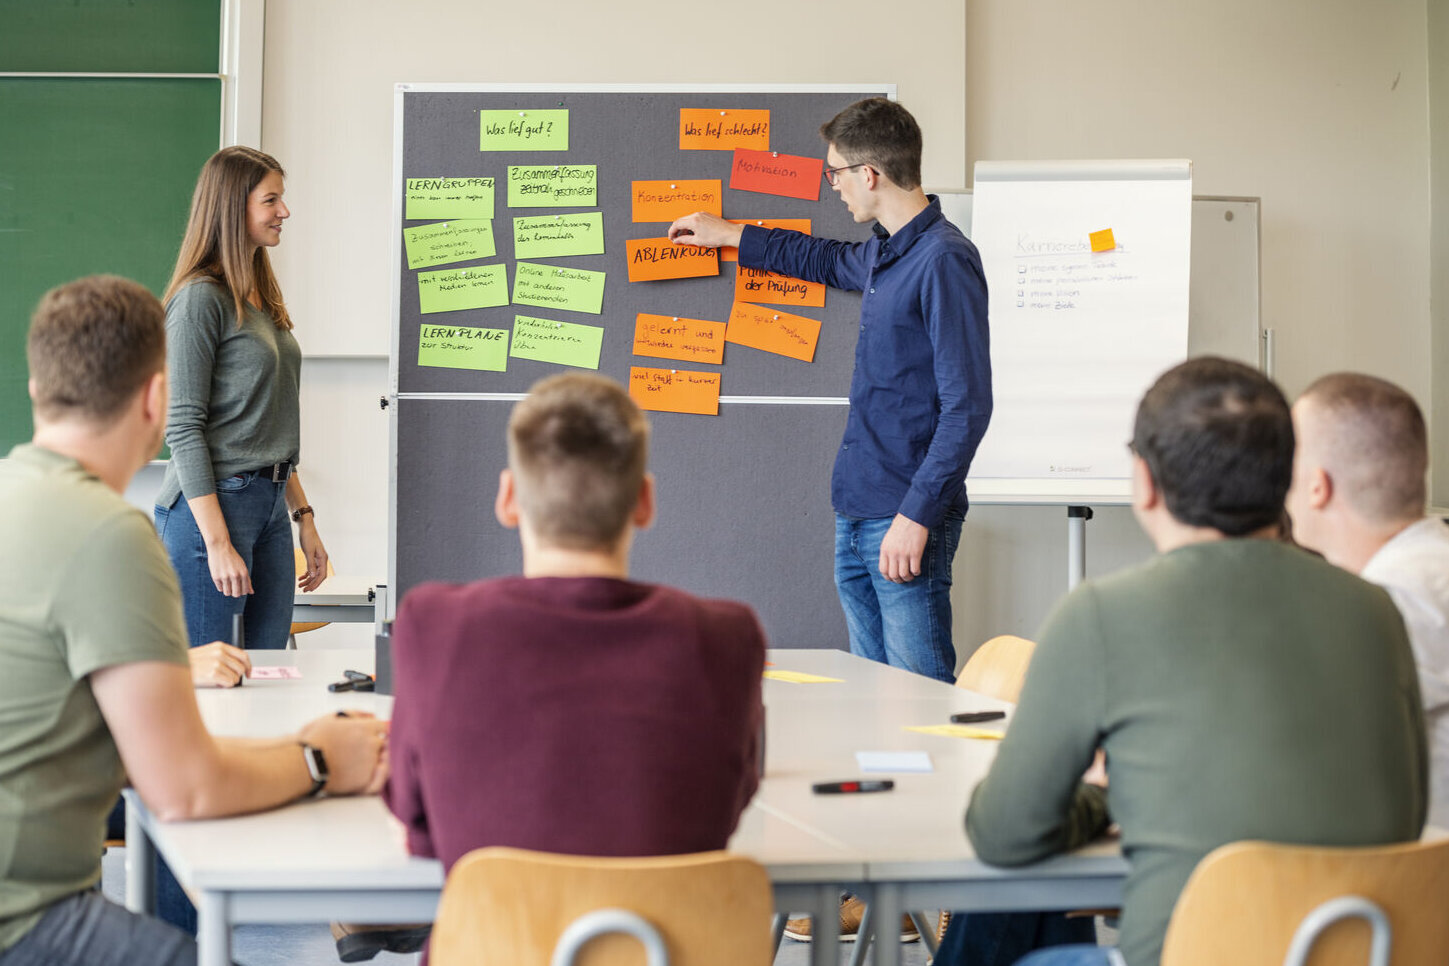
[155,470,295,651]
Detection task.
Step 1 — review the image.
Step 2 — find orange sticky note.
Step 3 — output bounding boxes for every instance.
[626,238,720,282]
[734,265,826,308]
[629,367,721,415]
[678,109,771,151]
[721,218,811,261]
[633,313,726,365]
[1089,228,1116,252]
[730,149,822,201]
[631,180,722,222]
[725,302,821,363]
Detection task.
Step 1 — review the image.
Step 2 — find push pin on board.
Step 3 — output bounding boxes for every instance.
[719,111,726,116]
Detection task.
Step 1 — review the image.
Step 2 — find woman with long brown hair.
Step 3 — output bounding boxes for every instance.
[155,146,327,656]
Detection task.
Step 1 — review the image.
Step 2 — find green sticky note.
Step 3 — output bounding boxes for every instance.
[512,261,606,315]
[403,220,497,269]
[509,314,603,370]
[418,324,508,371]
[512,212,605,259]
[507,165,597,207]
[480,109,568,151]
[405,177,495,220]
[417,264,509,314]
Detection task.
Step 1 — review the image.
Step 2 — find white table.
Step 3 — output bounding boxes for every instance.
[126,648,1126,966]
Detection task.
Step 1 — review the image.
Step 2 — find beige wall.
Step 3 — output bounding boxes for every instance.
[1432,0,1449,511]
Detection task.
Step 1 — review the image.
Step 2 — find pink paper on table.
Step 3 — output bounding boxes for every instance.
[249,666,302,680]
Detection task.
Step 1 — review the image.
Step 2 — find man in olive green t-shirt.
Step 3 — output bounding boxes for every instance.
[0,276,390,966]
[955,358,1427,966]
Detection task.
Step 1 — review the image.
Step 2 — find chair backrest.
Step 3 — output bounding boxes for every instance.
[955,634,1036,703]
[289,547,336,635]
[429,847,775,966]
[1160,838,1449,966]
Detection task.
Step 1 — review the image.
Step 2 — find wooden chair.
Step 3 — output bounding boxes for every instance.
[429,847,774,966]
[288,547,335,646]
[1160,838,1449,966]
[954,633,1037,703]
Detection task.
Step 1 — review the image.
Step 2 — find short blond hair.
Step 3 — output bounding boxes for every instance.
[1300,372,1427,523]
[507,374,649,550]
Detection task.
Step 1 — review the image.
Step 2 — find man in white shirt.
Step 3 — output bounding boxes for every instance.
[1286,371,1449,827]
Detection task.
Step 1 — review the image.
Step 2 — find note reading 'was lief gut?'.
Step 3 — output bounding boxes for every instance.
[720,218,810,261]
[480,109,568,151]
[631,180,722,222]
[725,302,821,363]
[417,264,509,314]
[730,149,823,201]
[418,324,508,372]
[512,212,605,260]
[625,238,719,283]
[734,265,825,308]
[678,108,771,151]
[509,314,603,370]
[405,177,495,221]
[402,220,497,270]
[512,262,606,315]
[632,313,726,365]
[508,165,597,207]
[628,367,721,416]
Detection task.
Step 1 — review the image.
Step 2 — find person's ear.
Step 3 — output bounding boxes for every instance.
[632,473,656,530]
[494,468,521,529]
[141,371,167,426]
[862,165,880,190]
[1131,454,1159,512]
[26,378,37,404]
[1307,466,1333,511]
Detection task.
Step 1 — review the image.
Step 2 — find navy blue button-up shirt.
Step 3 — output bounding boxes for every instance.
[737,197,992,527]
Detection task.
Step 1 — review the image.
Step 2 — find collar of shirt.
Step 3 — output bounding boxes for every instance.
[870,195,945,266]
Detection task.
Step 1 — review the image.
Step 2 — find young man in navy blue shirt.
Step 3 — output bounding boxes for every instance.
[670,97,992,683]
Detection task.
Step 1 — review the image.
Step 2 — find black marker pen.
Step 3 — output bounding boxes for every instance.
[812,780,894,794]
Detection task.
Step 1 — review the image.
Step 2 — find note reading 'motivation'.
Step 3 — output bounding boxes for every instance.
[405,178,495,220]
[512,212,604,260]
[633,313,725,365]
[725,302,821,363]
[417,264,509,314]
[509,314,603,370]
[625,238,719,282]
[721,218,811,261]
[418,324,508,371]
[678,109,770,151]
[730,149,823,201]
[508,165,597,207]
[629,367,721,416]
[512,261,606,315]
[734,265,826,308]
[631,180,722,222]
[479,109,568,151]
[403,220,497,270]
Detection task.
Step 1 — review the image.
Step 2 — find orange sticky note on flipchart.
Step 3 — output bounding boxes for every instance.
[631,180,722,222]
[626,238,720,282]
[678,109,771,151]
[721,218,811,261]
[730,149,822,201]
[633,314,726,365]
[725,302,821,363]
[629,367,721,415]
[1089,228,1116,252]
[734,265,826,308]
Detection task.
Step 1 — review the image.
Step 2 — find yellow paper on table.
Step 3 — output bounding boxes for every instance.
[904,724,1005,741]
[763,670,844,684]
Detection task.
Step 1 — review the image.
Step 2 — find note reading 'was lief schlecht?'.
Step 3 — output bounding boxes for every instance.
[628,366,721,416]
[625,237,719,283]
[734,265,826,308]
[631,180,722,223]
[480,109,568,151]
[418,324,508,372]
[512,212,605,260]
[632,313,725,366]
[417,264,509,314]
[405,177,495,220]
[729,149,823,201]
[509,314,603,370]
[512,262,606,315]
[720,218,811,261]
[678,108,771,151]
[508,165,597,207]
[725,302,821,363]
[402,220,497,270]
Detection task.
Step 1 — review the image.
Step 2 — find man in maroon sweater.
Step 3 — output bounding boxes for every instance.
[367,373,766,960]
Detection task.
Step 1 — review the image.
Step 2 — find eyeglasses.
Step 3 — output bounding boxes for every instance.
[822,162,873,186]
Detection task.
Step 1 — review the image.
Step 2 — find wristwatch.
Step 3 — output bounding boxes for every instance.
[300,743,329,799]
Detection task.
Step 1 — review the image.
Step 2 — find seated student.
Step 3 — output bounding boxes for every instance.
[0,275,389,966]
[1286,372,1449,828]
[379,373,765,961]
[947,357,1426,966]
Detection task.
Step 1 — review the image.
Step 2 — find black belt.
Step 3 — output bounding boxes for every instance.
[254,461,294,483]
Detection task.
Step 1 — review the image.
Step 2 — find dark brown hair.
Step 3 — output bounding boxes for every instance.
[819,97,923,190]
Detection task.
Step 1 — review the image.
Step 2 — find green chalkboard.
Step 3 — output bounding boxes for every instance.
[0,0,219,73]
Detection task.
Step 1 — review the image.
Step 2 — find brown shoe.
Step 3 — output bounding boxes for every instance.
[782,896,919,943]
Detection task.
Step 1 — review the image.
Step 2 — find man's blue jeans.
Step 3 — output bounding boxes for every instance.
[155,471,295,651]
[834,508,964,682]
[1015,944,1125,966]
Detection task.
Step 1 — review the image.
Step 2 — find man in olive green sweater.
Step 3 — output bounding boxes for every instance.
[960,358,1427,966]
